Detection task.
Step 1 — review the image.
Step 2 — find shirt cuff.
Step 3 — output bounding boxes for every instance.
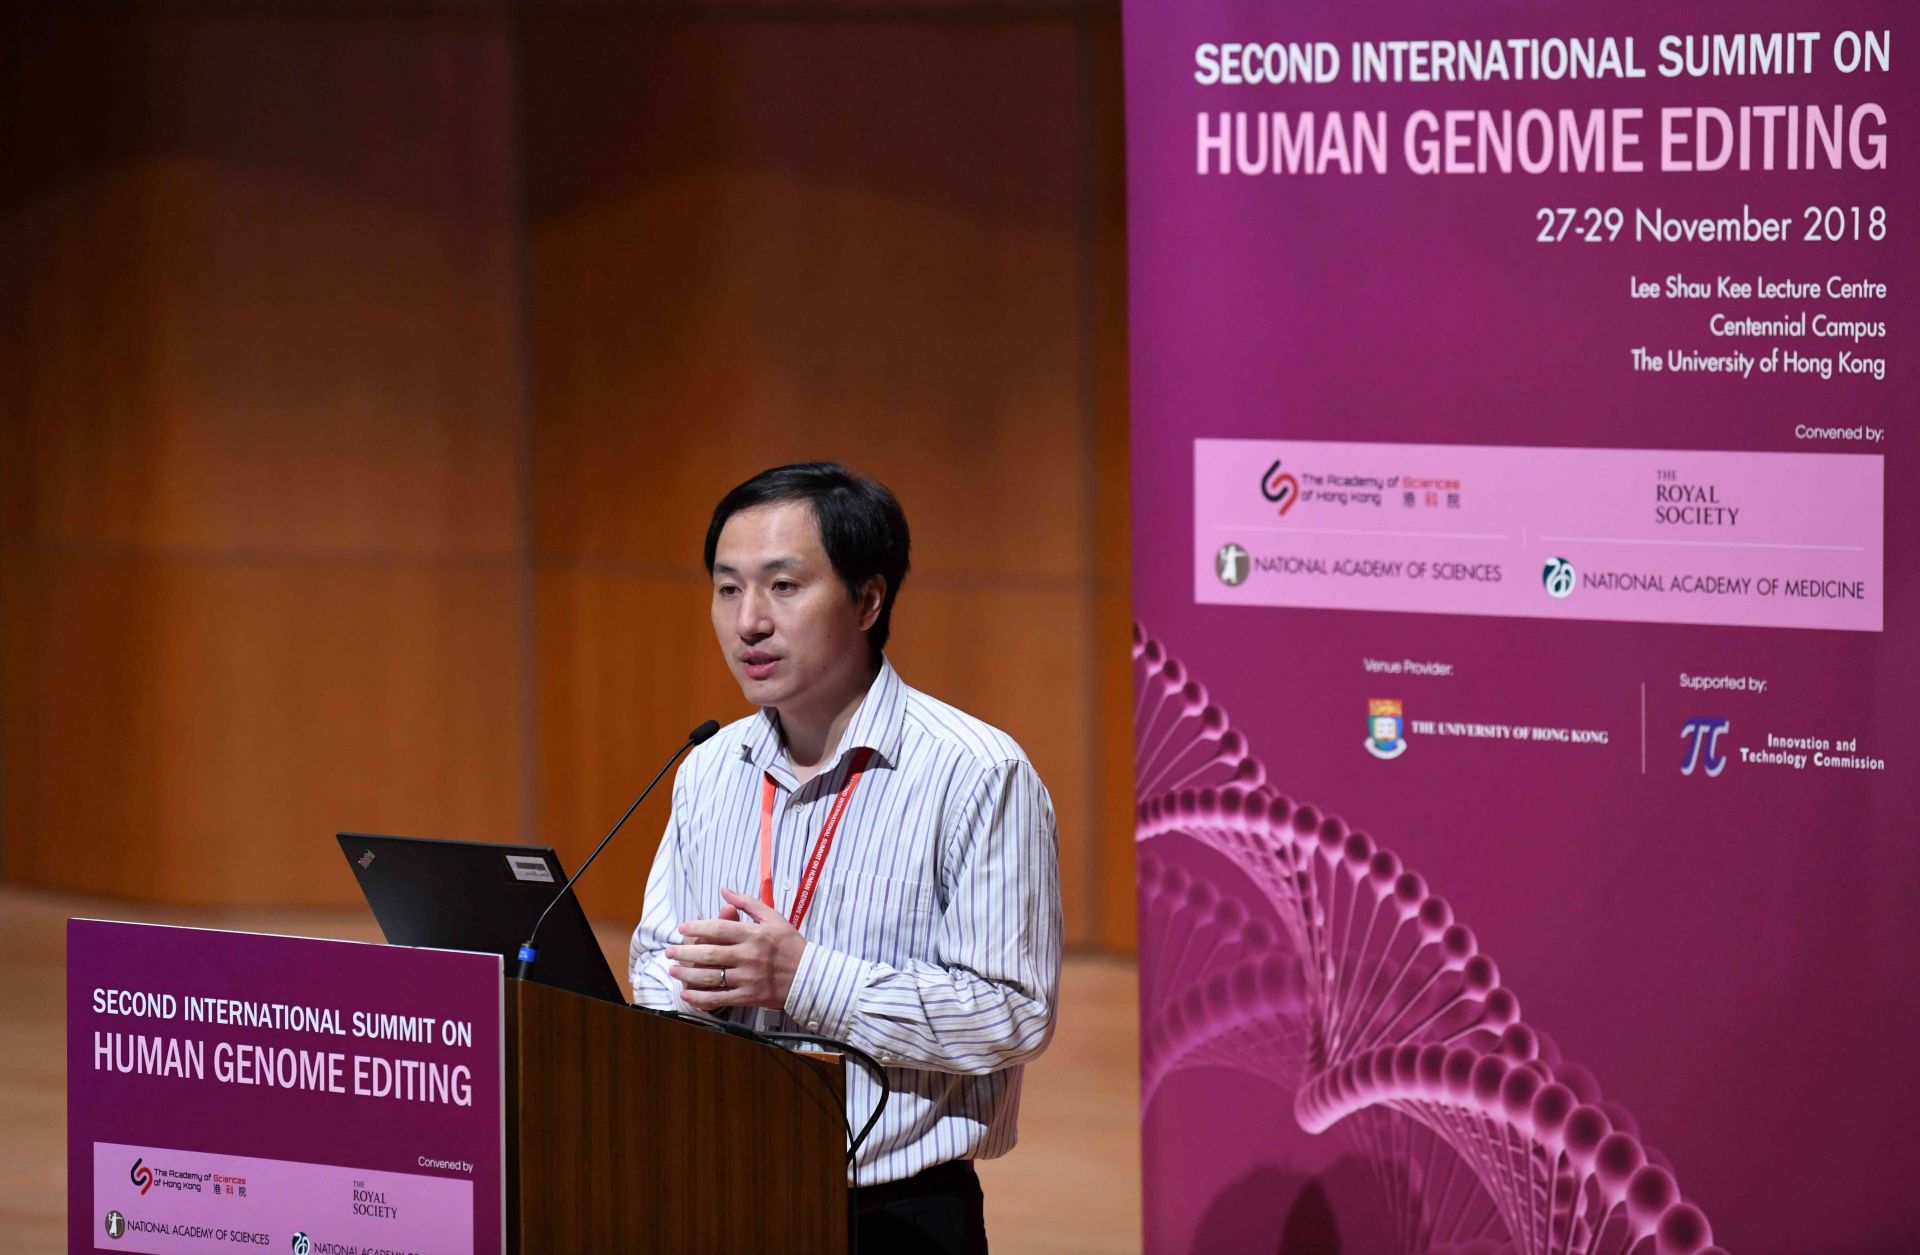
[628,955,680,1011]
[784,939,871,1041]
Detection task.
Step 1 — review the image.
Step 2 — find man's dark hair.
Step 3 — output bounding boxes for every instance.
[704,462,912,655]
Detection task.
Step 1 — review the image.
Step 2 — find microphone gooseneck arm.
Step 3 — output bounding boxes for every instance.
[517,719,722,981]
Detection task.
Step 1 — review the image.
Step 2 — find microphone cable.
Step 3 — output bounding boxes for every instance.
[758,1029,891,1163]
[632,1006,892,1163]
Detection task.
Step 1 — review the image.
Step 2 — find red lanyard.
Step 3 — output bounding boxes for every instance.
[759,746,874,930]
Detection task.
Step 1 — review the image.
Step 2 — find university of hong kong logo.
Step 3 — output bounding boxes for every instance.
[130,1158,153,1195]
[1215,543,1249,587]
[104,1211,127,1239]
[1543,556,1577,598]
[1365,698,1408,760]
[1260,459,1300,515]
[1681,717,1731,776]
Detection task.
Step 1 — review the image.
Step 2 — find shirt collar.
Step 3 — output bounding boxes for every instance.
[741,655,906,787]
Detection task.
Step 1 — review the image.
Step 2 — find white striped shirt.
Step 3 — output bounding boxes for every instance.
[629,657,1063,1184]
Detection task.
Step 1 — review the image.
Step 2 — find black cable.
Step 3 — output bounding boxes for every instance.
[758,1030,891,1161]
[631,1006,892,1162]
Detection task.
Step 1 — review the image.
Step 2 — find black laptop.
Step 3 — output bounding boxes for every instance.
[337,832,627,1004]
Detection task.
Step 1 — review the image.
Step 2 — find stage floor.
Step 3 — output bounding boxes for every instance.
[0,884,1140,1253]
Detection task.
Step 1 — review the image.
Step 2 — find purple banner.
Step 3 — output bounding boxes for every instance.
[1124,3,1914,1253]
[69,920,503,1254]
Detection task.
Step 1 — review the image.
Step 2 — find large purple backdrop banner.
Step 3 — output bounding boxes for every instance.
[69,920,504,1254]
[1122,4,1914,1253]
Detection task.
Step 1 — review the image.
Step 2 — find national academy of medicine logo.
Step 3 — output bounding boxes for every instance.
[1365,698,1408,760]
[1543,556,1577,598]
[291,1233,312,1255]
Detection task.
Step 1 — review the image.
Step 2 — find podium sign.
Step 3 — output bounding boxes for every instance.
[68,920,504,1254]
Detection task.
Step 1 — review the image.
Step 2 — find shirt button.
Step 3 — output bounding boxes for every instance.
[808,1020,821,1031]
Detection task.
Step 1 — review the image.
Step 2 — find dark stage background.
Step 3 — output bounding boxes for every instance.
[0,1,1136,949]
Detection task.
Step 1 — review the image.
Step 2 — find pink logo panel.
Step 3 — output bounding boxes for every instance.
[92,1141,473,1254]
[1196,439,1884,631]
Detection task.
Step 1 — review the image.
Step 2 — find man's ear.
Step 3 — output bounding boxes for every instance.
[856,577,886,631]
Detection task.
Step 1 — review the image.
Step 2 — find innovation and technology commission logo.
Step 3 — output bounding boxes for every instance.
[1681,717,1731,776]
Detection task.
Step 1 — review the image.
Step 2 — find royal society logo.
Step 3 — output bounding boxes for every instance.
[1260,459,1300,515]
[1366,699,1408,760]
[1215,543,1249,587]
[130,1158,154,1195]
[1681,717,1731,776]
[104,1211,127,1240]
[1543,557,1577,598]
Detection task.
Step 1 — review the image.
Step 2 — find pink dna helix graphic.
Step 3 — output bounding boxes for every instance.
[1133,624,1724,1255]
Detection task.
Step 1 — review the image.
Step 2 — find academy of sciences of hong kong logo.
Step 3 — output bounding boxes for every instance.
[1543,556,1577,598]
[1215,543,1249,587]
[1681,717,1731,777]
[292,1233,312,1255]
[130,1158,153,1195]
[105,1211,127,1240]
[1366,698,1408,760]
[1261,459,1301,515]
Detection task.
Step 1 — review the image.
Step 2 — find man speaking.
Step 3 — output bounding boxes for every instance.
[629,462,1062,1253]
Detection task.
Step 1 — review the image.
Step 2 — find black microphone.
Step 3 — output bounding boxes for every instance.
[516,719,721,982]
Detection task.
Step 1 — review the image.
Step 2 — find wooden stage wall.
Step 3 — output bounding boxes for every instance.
[0,3,1135,949]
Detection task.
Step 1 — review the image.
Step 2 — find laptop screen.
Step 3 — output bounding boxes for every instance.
[337,831,626,1004]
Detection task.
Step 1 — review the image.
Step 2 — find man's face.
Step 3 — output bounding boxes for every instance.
[710,501,880,714]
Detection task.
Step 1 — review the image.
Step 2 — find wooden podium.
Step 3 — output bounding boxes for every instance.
[507,979,848,1253]
[70,920,847,1253]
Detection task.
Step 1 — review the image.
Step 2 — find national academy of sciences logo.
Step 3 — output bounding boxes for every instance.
[1215,543,1249,587]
